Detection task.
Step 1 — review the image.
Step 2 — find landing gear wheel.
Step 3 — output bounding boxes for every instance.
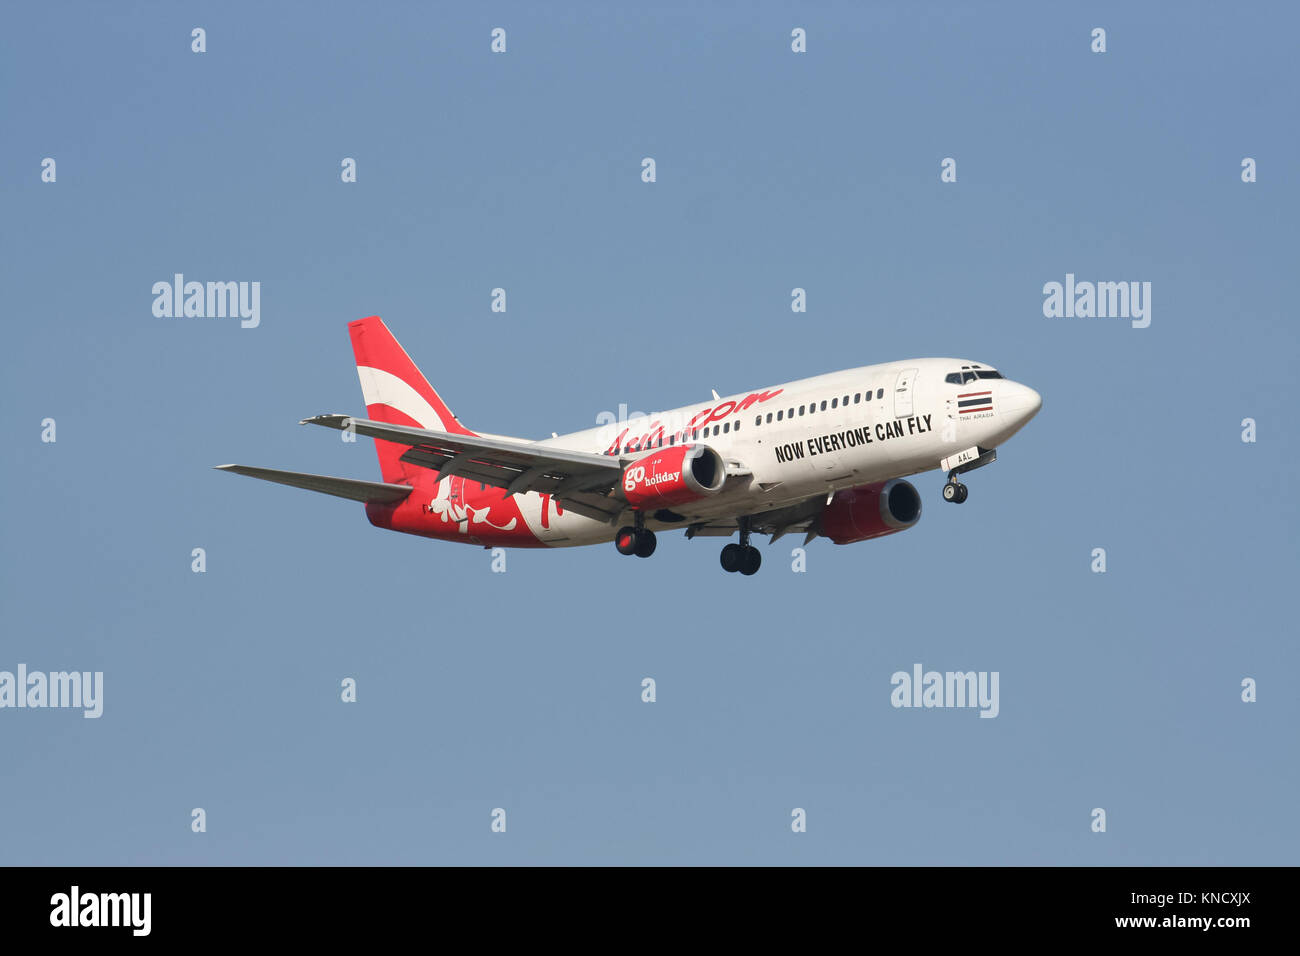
[954,483,968,504]
[738,546,762,576]
[720,543,743,573]
[634,530,657,558]
[943,481,968,503]
[615,527,638,555]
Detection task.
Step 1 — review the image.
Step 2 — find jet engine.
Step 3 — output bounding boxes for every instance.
[622,445,726,509]
[820,478,922,544]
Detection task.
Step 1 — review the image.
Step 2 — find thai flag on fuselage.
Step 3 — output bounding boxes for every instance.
[957,391,993,414]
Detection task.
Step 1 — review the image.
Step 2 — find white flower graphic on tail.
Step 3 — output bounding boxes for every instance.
[426,476,517,534]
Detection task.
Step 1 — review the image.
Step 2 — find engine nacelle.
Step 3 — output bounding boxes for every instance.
[622,444,725,509]
[820,478,922,544]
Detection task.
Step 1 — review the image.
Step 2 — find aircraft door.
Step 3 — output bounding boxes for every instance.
[894,368,918,419]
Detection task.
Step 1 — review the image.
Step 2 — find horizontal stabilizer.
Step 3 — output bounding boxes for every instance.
[214,465,414,504]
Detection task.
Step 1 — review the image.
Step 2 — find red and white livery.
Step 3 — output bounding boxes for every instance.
[218,317,1042,574]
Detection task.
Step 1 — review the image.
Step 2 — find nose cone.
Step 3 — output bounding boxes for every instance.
[1002,382,1042,422]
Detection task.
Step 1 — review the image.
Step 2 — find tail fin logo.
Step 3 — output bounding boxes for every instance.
[349,316,476,485]
[356,365,448,431]
[348,316,476,437]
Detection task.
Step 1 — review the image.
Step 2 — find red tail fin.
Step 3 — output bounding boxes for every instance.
[349,316,476,483]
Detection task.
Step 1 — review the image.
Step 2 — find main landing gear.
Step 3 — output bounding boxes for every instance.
[942,474,969,504]
[615,515,657,558]
[720,518,762,575]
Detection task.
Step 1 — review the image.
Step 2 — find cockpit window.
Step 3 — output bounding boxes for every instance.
[947,369,1003,384]
[975,370,1003,380]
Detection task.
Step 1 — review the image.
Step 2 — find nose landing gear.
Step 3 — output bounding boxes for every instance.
[939,447,996,504]
[942,477,968,504]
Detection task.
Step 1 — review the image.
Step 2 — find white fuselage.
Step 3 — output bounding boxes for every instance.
[517,357,1041,546]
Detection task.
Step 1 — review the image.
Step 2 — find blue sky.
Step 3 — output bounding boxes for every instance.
[1,1,1296,864]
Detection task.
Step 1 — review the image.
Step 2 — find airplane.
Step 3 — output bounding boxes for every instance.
[217,316,1042,575]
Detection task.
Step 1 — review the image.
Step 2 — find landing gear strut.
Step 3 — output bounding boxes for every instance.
[940,448,996,504]
[720,518,762,575]
[615,513,657,558]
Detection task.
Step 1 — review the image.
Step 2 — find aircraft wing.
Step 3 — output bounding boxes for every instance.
[301,414,628,521]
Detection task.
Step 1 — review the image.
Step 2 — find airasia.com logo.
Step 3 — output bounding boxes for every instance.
[604,388,784,456]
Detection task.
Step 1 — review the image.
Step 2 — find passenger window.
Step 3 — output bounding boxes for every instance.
[766,413,773,423]
[853,394,860,404]
[808,403,815,415]
[669,435,675,445]
[734,421,740,431]
[798,405,805,415]
[820,400,827,411]
[713,425,720,436]
[777,410,783,421]
[831,398,838,409]
[724,422,730,433]
[876,388,883,399]
[755,416,761,426]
